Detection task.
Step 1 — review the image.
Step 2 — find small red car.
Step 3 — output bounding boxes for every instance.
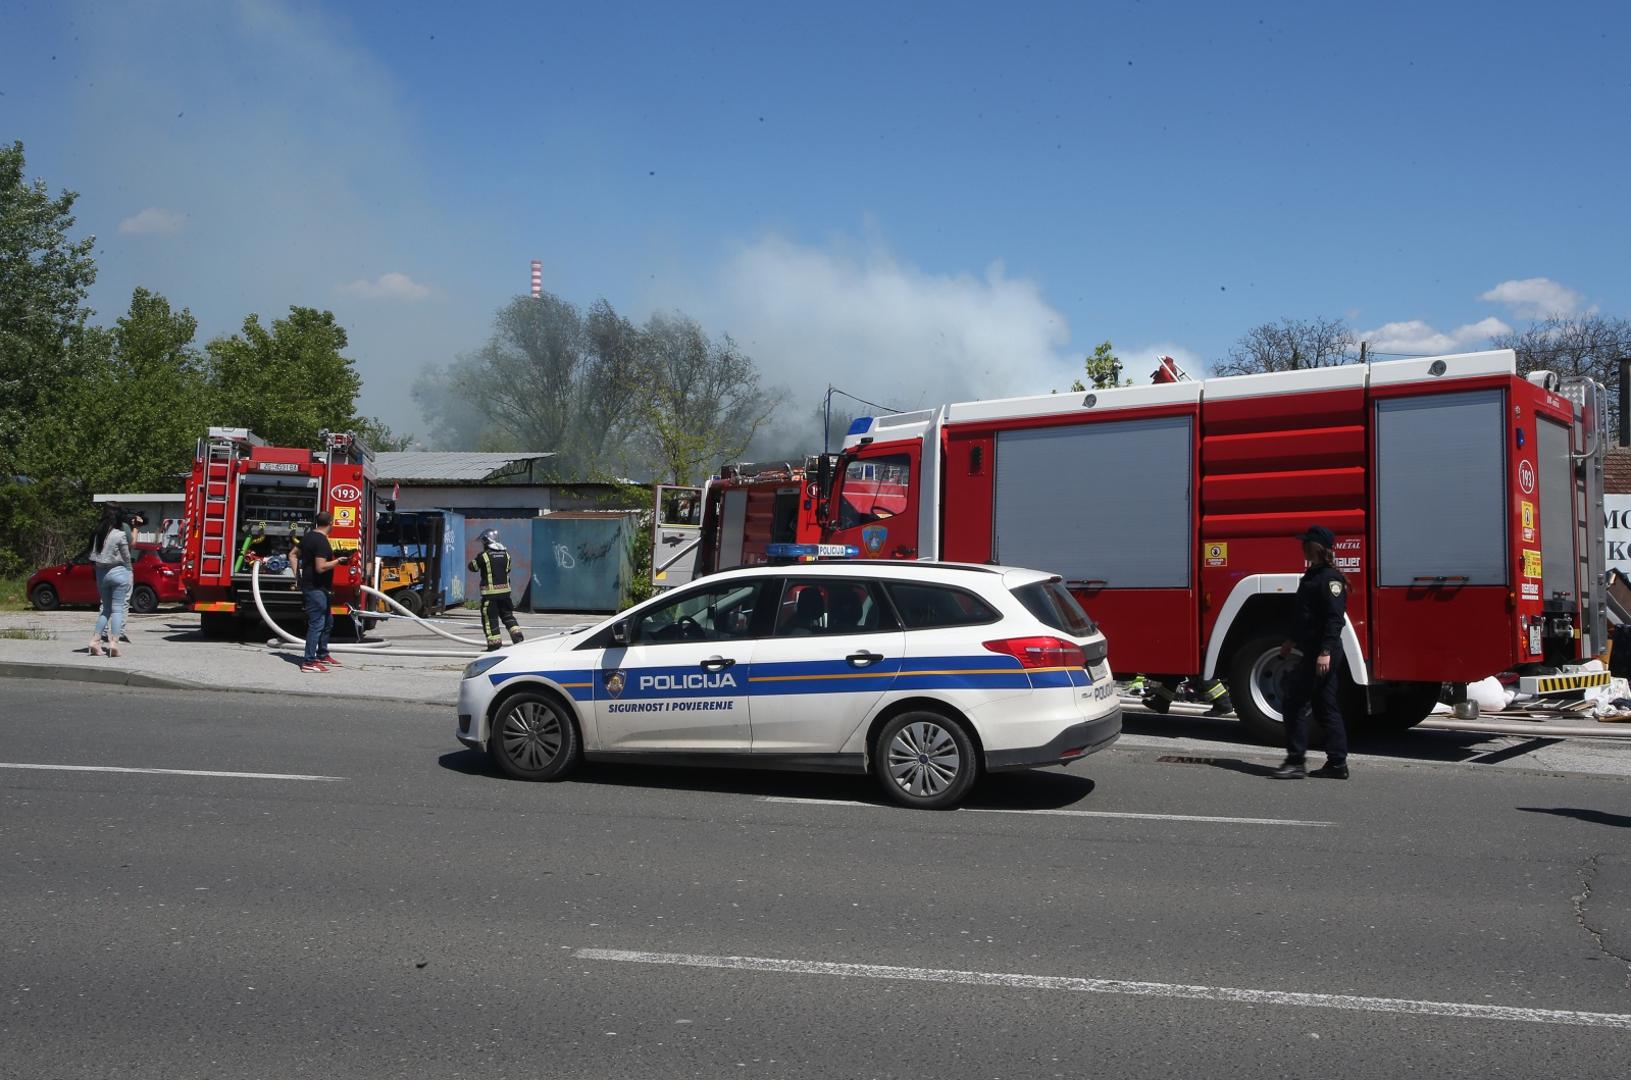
[28,543,187,614]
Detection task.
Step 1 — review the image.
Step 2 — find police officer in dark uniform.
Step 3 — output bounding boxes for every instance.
[469,529,525,652]
[1272,525,1350,780]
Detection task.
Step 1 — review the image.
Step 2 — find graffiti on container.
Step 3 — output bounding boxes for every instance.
[552,537,616,571]
[576,538,615,564]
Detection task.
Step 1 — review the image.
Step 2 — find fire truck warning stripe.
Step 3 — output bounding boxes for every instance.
[1533,673,1611,694]
[573,948,1631,1030]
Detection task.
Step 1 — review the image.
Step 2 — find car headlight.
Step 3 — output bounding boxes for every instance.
[462,655,505,680]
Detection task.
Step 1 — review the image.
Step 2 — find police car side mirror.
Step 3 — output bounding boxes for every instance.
[611,620,629,646]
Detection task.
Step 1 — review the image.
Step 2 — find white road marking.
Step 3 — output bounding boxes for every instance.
[759,796,1331,827]
[574,948,1631,1030]
[0,762,346,782]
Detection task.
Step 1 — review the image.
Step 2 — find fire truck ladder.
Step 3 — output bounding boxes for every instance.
[197,435,238,580]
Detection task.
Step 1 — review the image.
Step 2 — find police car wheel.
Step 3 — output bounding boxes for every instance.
[490,691,581,782]
[874,711,978,810]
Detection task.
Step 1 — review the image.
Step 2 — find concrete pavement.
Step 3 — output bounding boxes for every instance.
[2,679,1628,1079]
[0,605,593,704]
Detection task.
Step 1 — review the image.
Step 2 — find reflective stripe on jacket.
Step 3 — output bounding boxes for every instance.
[469,549,512,596]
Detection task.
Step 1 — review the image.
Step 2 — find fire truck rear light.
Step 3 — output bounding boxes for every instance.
[983,636,1087,669]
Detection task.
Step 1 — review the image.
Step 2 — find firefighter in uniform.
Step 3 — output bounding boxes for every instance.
[470,529,525,652]
[1272,525,1350,780]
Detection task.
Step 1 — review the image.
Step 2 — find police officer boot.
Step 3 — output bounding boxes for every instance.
[1310,761,1349,780]
[1271,758,1307,779]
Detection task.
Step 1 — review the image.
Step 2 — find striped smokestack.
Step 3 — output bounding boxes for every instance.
[530,259,542,299]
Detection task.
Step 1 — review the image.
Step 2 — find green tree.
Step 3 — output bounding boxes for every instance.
[1070,340,1126,392]
[0,141,100,571]
[349,415,415,453]
[205,307,362,447]
[16,290,209,559]
[641,312,777,485]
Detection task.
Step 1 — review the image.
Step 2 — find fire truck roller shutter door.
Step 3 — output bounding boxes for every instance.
[1375,390,1507,587]
[992,416,1192,588]
[718,489,749,571]
[1536,417,1576,603]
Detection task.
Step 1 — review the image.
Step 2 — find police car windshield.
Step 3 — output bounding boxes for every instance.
[632,582,761,643]
[1011,580,1097,637]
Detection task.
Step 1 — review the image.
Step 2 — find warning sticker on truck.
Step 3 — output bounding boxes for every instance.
[1521,500,1535,544]
[1522,548,1542,579]
[1204,542,1228,567]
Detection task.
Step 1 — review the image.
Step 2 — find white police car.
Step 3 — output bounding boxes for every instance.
[456,562,1120,809]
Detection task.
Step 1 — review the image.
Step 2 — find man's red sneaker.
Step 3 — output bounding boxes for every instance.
[319,655,342,666]
[300,662,328,673]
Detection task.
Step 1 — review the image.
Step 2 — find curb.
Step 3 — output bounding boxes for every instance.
[0,659,205,692]
[0,659,451,707]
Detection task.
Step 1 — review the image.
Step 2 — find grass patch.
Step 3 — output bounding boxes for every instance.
[0,628,49,640]
[0,575,31,612]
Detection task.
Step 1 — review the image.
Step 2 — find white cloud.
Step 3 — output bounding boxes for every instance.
[117,207,186,235]
[1479,277,1585,319]
[704,235,1075,417]
[336,272,434,302]
[1359,316,1512,356]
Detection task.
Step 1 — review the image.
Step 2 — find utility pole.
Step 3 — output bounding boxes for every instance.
[1359,341,1368,365]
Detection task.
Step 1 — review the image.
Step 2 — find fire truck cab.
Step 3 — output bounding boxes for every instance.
[181,427,377,636]
[820,349,1609,739]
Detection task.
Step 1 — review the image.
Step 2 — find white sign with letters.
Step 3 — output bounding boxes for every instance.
[1605,495,1631,574]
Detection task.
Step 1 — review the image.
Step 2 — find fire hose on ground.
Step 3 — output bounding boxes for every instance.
[250,560,484,658]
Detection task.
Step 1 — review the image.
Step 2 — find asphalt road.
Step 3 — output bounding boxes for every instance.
[2,677,1629,1079]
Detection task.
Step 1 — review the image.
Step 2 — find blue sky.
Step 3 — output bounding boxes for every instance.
[3,0,1627,444]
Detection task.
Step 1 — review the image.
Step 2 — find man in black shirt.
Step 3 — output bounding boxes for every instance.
[292,511,345,673]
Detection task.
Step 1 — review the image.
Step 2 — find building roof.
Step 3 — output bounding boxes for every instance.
[373,451,555,484]
[1608,448,1631,495]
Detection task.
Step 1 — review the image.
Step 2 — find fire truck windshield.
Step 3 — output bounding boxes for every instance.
[837,454,912,530]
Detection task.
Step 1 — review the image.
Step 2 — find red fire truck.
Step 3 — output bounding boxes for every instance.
[180,427,377,636]
[683,462,827,579]
[814,349,1609,738]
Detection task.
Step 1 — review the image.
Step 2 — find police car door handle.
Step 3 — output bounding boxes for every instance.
[700,655,736,671]
[846,651,884,667]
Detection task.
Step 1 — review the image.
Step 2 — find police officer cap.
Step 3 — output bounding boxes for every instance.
[1296,525,1336,549]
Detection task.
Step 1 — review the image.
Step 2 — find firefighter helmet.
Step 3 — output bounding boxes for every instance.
[479,528,507,552]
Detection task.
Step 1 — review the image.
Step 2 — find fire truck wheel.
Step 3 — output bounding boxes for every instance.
[29,583,59,611]
[130,585,159,615]
[873,710,979,810]
[1229,630,1298,743]
[489,690,582,782]
[1370,681,1442,731]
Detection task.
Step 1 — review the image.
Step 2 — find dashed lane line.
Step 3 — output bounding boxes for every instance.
[759,795,1333,827]
[574,948,1631,1030]
[0,762,346,781]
